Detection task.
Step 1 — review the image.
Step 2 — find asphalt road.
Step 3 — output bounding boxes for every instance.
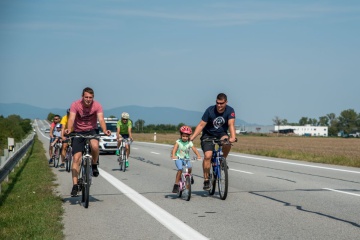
[34,119,360,240]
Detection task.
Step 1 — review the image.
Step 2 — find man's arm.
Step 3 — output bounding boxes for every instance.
[228,118,236,143]
[66,112,75,133]
[128,127,133,139]
[190,120,207,141]
[97,112,110,135]
[49,123,55,138]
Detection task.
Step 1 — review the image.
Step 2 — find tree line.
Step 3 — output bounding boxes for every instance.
[0,115,33,155]
[47,108,360,137]
[273,108,360,136]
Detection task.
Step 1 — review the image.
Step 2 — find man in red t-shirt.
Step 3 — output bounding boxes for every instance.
[65,87,111,197]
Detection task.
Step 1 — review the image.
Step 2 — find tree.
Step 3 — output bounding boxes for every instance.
[0,115,32,155]
[299,117,308,126]
[318,116,329,126]
[134,119,145,132]
[47,112,56,122]
[272,116,282,126]
[272,116,282,134]
[338,109,359,134]
[281,119,288,125]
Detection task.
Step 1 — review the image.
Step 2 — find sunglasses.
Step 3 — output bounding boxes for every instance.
[216,101,226,105]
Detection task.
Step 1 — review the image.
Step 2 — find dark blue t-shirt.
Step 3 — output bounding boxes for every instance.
[201,105,236,138]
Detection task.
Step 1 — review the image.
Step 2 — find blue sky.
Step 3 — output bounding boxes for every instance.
[1,0,359,125]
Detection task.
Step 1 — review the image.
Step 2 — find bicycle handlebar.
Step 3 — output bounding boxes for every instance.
[68,133,106,139]
[202,137,237,145]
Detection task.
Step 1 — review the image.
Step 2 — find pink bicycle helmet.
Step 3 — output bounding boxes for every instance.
[180,125,192,135]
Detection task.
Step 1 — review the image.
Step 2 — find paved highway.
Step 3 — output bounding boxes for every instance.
[34,119,360,240]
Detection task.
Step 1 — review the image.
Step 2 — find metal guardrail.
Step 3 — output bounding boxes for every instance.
[0,133,35,193]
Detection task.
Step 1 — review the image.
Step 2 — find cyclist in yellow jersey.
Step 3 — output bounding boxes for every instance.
[116,112,133,159]
[60,109,70,168]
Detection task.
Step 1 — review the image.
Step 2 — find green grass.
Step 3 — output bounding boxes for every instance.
[0,137,64,240]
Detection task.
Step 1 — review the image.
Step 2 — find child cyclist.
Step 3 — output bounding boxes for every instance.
[51,123,62,147]
[171,125,202,193]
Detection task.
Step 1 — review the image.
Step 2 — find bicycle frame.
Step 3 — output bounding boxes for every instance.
[203,138,231,200]
[52,137,62,168]
[118,138,131,172]
[176,158,192,201]
[69,133,102,208]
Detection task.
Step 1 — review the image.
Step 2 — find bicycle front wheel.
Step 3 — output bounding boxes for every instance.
[121,147,127,172]
[218,159,228,200]
[54,147,59,168]
[208,169,216,195]
[183,175,191,201]
[66,147,72,172]
[82,158,91,208]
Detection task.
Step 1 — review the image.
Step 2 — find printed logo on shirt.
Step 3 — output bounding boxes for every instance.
[213,117,225,129]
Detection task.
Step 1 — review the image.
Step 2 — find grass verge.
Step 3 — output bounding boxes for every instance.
[0,136,64,239]
[133,133,360,168]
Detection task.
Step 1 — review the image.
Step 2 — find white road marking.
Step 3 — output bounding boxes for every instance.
[151,152,160,154]
[99,169,209,240]
[230,168,254,174]
[231,154,360,174]
[322,188,360,197]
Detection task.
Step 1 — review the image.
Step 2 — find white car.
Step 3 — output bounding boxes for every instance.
[98,118,119,154]
[44,128,50,133]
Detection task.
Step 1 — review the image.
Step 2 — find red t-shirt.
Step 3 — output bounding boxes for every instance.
[70,99,103,132]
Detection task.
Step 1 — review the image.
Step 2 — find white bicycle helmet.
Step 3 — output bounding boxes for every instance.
[121,112,130,119]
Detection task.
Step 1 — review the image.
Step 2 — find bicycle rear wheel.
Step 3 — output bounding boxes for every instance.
[218,159,228,200]
[208,169,216,195]
[82,157,91,208]
[183,176,191,201]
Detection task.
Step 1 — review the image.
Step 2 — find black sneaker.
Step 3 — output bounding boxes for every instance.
[172,184,179,193]
[92,165,99,177]
[191,176,194,184]
[71,185,78,197]
[48,158,53,164]
[203,180,210,190]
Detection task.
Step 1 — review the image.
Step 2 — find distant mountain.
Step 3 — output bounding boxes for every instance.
[0,103,251,126]
[0,103,65,119]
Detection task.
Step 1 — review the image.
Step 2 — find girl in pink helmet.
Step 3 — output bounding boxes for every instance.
[171,125,202,193]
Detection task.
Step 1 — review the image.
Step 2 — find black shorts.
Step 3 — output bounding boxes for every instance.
[200,133,229,152]
[120,134,129,139]
[72,130,98,155]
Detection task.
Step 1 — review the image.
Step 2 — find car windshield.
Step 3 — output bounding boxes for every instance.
[98,122,117,133]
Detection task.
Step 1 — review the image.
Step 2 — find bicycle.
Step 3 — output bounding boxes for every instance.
[117,138,132,172]
[50,137,62,168]
[64,138,72,173]
[69,133,103,208]
[203,138,236,200]
[173,157,193,201]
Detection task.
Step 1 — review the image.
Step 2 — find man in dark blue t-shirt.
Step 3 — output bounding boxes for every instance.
[190,93,236,190]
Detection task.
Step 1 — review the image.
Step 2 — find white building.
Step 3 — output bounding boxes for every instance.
[275,125,328,137]
[238,125,328,137]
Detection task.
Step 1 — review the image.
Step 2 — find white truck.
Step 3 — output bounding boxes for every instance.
[97,118,118,154]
